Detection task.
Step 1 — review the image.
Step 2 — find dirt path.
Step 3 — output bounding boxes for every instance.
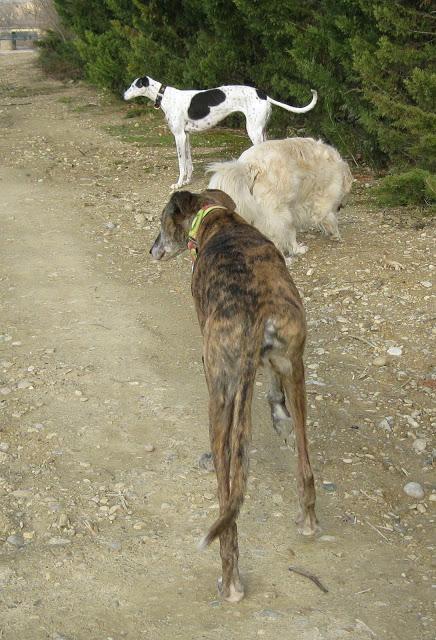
[0,52,434,640]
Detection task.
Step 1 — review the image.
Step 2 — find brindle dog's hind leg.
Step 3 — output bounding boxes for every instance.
[267,366,293,445]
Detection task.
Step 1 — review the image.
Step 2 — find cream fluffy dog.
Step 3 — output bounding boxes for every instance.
[207,137,353,256]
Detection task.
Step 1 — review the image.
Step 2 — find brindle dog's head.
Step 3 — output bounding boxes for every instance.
[150,189,236,261]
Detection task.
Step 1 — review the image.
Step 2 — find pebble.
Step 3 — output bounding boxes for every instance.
[416,503,426,514]
[378,417,393,432]
[7,534,25,548]
[429,494,436,502]
[412,439,427,454]
[322,482,337,493]
[143,444,155,452]
[405,415,419,428]
[0,442,10,452]
[420,281,432,288]
[47,537,71,546]
[198,452,214,472]
[16,379,33,389]
[403,482,425,500]
[373,356,387,366]
[257,609,283,620]
[0,452,8,463]
[319,535,336,542]
[134,213,145,225]
[387,346,402,356]
[11,489,32,499]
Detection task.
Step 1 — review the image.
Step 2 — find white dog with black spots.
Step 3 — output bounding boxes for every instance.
[124,75,318,189]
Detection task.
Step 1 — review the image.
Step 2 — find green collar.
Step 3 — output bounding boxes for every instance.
[189,204,227,242]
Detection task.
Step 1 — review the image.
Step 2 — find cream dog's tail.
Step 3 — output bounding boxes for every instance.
[206,160,263,226]
[267,89,317,114]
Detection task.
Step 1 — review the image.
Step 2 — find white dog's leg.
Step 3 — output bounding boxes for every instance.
[288,226,308,255]
[246,123,265,146]
[171,131,188,190]
[184,133,193,185]
[320,211,341,241]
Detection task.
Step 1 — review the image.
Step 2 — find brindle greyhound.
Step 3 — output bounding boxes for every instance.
[150,189,318,602]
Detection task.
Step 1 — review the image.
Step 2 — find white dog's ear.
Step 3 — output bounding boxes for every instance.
[136,76,149,88]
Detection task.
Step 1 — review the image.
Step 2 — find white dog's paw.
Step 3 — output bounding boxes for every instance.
[170,179,191,191]
[294,243,309,255]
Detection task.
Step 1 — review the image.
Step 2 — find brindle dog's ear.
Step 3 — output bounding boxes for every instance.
[169,190,200,216]
[201,189,236,211]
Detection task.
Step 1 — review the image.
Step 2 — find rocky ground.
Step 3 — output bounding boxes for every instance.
[0,52,434,640]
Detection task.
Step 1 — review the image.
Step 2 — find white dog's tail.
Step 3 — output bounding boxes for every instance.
[267,89,318,114]
[206,160,263,225]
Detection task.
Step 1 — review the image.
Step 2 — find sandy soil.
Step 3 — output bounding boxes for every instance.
[0,52,434,640]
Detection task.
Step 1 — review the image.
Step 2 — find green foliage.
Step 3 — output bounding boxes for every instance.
[373,169,436,207]
[42,0,435,208]
[36,31,83,81]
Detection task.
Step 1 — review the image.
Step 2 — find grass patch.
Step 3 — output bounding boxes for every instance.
[105,117,248,156]
[73,103,99,113]
[0,84,63,99]
[57,96,75,104]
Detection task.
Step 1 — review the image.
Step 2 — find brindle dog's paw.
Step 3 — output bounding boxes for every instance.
[217,577,245,603]
[295,509,320,537]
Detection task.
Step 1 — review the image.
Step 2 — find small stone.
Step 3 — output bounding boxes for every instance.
[0,452,8,463]
[342,458,353,464]
[403,482,425,500]
[47,537,71,546]
[58,513,69,528]
[378,417,393,432]
[108,541,121,551]
[134,213,145,225]
[11,489,32,499]
[198,452,214,472]
[373,356,387,367]
[17,379,33,389]
[412,439,427,454]
[257,609,283,620]
[322,482,337,493]
[7,534,25,547]
[387,346,402,356]
[429,494,436,502]
[405,415,419,428]
[0,442,10,452]
[420,281,432,288]
[416,503,426,514]
[319,535,336,542]
[143,444,155,452]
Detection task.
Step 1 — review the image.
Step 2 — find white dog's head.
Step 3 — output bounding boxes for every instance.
[123,76,151,101]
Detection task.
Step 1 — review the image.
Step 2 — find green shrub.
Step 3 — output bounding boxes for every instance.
[373,169,436,207]
[36,32,83,81]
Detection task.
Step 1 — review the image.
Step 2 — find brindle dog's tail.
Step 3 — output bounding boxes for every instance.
[198,360,256,550]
